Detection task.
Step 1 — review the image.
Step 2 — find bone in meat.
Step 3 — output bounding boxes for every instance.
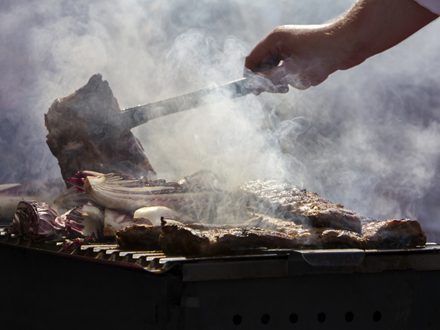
[45,74,155,182]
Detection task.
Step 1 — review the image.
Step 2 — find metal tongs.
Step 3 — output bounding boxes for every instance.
[113,77,252,131]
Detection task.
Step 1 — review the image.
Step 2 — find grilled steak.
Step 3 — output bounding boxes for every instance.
[244,214,365,249]
[158,216,365,255]
[363,219,427,248]
[307,228,365,249]
[115,215,426,253]
[215,227,298,252]
[239,180,362,233]
[159,219,298,256]
[116,224,161,250]
[159,221,211,255]
[45,74,155,182]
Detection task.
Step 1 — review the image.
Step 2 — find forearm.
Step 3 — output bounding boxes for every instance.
[245,0,439,92]
[332,0,439,70]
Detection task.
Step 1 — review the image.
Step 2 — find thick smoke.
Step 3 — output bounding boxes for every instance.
[1,1,440,239]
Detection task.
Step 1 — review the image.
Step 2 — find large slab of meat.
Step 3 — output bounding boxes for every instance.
[243,213,365,249]
[157,223,366,256]
[45,74,155,182]
[115,215,425,256]
[158,219,298,255]
[239,180,362,233]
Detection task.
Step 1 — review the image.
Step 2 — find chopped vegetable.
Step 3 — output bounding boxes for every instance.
[9,200,58,240]
[83,173,213,212]
[53,186,95,215]
[57,204,104,239]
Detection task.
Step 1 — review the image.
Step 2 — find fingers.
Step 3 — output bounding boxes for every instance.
[245,58,289,94]
[245,29,292,82]
[248,59,312,93]
[245,30,292,94]
[245,35,280,73]
[245,28,319,93]
[248,73,290,95]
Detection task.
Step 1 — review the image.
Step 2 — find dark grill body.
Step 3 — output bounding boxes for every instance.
[1,230,440,330]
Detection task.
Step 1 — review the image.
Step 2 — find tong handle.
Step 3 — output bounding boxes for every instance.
[113,77,251,131]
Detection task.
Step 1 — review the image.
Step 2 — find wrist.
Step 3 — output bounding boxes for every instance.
[320,17,369,72]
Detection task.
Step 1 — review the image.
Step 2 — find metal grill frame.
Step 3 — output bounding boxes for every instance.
[1,232,440,330]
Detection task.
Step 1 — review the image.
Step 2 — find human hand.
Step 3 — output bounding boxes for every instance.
[245,0,438,94]
[245,24,344,94]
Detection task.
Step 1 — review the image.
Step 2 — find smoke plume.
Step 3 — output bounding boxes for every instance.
[1,0,440,240]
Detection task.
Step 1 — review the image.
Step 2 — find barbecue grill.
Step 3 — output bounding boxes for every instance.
[1,228,439,330]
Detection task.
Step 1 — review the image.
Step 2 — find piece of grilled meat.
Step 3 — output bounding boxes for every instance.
[244,214,365,249]
[116,224,161,250]
[363,219,427,248]
[239,180,362,233]
[159,218,298,256]
[158,217,365,256]
[45,74,155,182]
[116,216,425,253]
